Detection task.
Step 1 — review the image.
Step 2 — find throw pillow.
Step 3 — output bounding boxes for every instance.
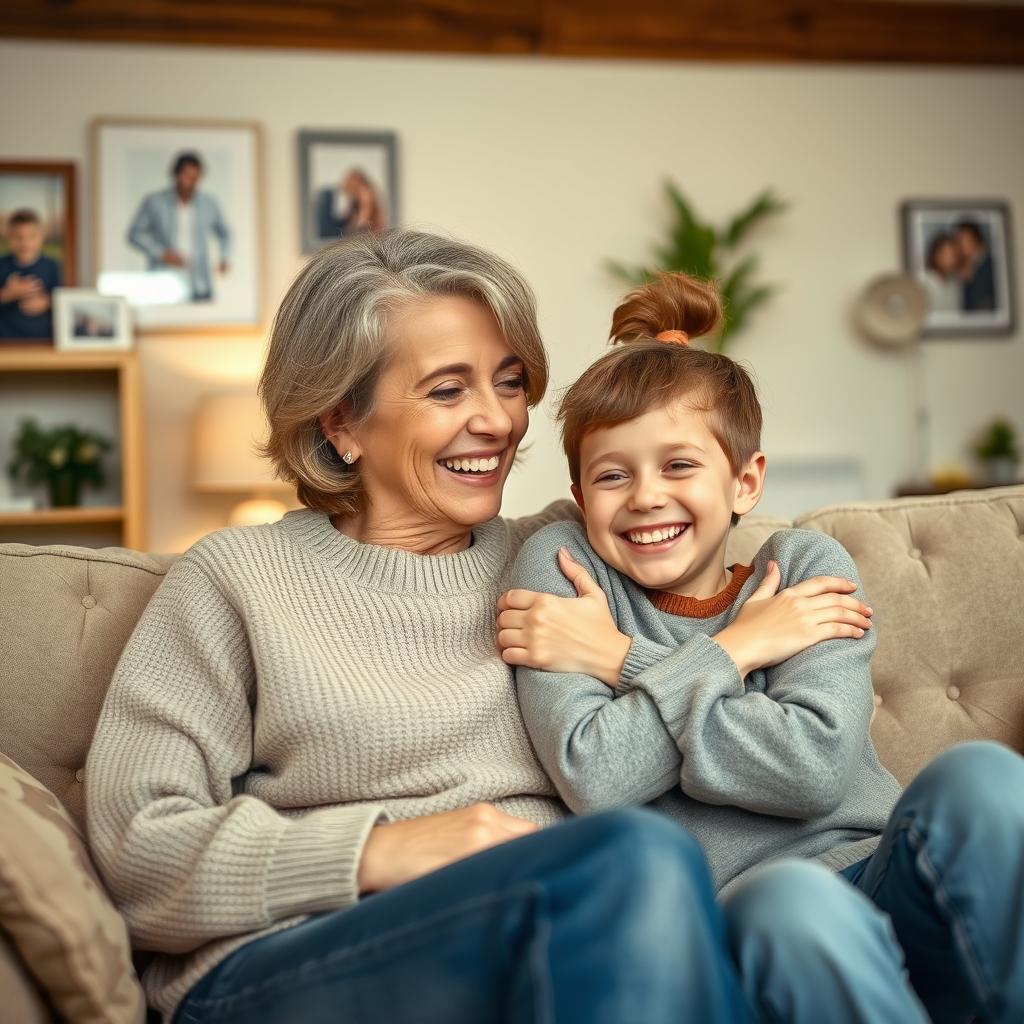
[0,751,145,1023]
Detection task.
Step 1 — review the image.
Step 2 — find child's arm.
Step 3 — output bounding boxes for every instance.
[621,532,877,817]
[507,526,685,811]
[508,527,876,819]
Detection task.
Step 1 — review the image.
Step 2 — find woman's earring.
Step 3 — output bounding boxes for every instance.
[342,450,355,465]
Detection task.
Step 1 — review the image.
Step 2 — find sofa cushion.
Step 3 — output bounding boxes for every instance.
[0,752,145,1024]
[0,544,174,831]
[794,486,1024,785]
[0,929,52,1024]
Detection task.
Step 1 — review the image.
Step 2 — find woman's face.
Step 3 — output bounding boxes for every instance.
[331,295,530,540]
[931,239,960,277]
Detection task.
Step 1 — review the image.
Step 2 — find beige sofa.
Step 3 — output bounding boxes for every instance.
[2,485,1023,1021]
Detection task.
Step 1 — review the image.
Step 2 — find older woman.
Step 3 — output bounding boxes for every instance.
[85,231,752,1024]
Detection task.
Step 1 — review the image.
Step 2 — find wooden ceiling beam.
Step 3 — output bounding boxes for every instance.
[2,0,1022,65]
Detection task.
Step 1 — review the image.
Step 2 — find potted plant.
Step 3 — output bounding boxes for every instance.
[7,418,113,508]
[972,417,1019,486]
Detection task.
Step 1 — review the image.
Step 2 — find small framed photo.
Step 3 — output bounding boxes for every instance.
[298,130,398,254]
[0,161,77,345]
[93,118,262,332]
[54,288,132,351]
[901,199,1015,337]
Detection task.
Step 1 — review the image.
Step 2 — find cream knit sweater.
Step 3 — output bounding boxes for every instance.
[85,503,573,1020]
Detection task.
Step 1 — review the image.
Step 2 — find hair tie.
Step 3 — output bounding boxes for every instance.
[655,329,690,346]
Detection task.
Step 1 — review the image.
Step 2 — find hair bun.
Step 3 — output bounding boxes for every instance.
[609,272,722,345]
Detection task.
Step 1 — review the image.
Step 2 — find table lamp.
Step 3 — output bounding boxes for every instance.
[192,391,292,526]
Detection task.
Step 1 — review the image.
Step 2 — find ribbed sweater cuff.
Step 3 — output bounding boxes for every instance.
[618,635,677,688]
[618,633,742,733]
[264,804,387,919]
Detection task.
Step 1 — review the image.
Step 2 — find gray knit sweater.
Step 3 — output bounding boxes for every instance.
[512,521,902,895]
[85,503,573,1020]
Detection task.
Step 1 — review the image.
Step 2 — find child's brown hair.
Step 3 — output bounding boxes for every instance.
[558,273,763,492]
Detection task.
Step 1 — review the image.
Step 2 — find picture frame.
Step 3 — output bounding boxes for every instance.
[298,130,398,255]
[900,199,1016,337]
[0,161,77,345]
[53,288,132,351]
[93,118,263,333]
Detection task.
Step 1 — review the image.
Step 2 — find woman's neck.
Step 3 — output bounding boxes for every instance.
[331,510,473,556]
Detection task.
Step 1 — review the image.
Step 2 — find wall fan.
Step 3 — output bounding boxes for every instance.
[854,273,930,482]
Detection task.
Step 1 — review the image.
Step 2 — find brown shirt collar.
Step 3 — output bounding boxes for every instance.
[645,563,754,618]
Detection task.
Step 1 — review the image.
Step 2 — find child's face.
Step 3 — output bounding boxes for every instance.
[8,223,44,264]
[574,400,763,599]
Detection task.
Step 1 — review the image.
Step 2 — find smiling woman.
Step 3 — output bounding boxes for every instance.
[84,229,751,1024]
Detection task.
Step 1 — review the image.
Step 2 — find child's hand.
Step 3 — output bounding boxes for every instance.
[0,274,41,304]
[18,292,50,316]
[714,561,873,678]
[497,547,631,687]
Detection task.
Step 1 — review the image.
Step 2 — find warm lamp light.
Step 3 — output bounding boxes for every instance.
[192,392,291,526]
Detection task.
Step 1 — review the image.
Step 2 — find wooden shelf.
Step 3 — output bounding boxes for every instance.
[0,347,133,371]
[0,348,146,547]
[0,505,124,526]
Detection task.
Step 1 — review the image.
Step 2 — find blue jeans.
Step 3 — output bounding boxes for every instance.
[725,741,1024,1023]
[174,808,754,1024]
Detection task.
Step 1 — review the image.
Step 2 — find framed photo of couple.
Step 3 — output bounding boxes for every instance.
[901,199,1016,337]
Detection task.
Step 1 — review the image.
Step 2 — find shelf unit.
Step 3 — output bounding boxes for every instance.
[0,347,145,548]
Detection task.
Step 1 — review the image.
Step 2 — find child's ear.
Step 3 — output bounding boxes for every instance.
[732,452,766,518]
[318,402,361,464]
[570,483,586,515]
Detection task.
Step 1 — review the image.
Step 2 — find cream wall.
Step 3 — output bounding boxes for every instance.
[2,40,1022,552]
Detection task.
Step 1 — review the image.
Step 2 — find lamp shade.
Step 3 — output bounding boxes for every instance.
[192,391,286,493]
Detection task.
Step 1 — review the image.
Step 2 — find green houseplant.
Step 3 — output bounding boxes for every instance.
[7,418,113,508]
[972,417,1020,486]
[606,181,787,352]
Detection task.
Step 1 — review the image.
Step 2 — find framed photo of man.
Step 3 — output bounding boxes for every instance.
[0,161,77,344]
[901,199,1015,337]
[298,130,398,255]
[93,119,262,332]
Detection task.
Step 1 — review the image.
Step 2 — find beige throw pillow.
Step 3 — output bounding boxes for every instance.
[0,752,145,1024]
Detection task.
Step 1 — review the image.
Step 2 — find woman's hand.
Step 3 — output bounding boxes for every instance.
[357,803,538,894]
[497,547,631,687]
[714,561,873,678]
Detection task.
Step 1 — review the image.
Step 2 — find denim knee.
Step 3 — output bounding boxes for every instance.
[726,860,894,959]
[908,741,1024,824]
[577,808,709,878]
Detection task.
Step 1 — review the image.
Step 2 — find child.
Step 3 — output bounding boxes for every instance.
[500,273,1024,1023]
[0,208,61,339]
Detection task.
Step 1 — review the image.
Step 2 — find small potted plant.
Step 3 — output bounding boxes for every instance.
[972,417,1019,486]
[7,418,113,508]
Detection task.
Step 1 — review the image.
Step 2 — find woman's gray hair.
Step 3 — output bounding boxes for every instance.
[258,229,548,518]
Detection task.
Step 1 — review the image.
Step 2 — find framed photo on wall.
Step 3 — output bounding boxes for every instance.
[0,161,77,345]
[298,130,398,255]
[93,118,262,332]
[53,288,132,352]
[901,199,1015,337]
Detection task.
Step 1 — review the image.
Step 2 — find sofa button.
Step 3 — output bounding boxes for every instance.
[947,685,960,701]
[81,595,96,609]
[873,693,883,707]
[75,768,84,783]
[908,547,922,559]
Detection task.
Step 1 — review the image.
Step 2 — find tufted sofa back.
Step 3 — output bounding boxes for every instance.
[725,486,1024,785]
[1,486,1022,831]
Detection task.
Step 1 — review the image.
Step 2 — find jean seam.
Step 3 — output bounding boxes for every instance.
[186,881,547,1016]
[864,814,996,1015]
[903,822,996,1014]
